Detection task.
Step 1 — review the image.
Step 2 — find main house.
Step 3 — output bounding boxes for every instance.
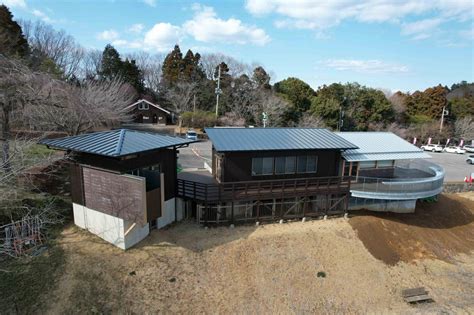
[40,128,445,249]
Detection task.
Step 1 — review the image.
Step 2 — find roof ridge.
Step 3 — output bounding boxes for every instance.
[115,129,127,156]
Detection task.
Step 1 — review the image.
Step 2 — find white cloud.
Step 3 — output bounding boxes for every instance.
[1,0,26,8]
[459,28,474,40]
[183,4,270,45]
[401,18,443,40]
[321,59,409,74]
[142,0,156,7]
[32,9,51,23]
[96,29,119,41]
[143,22,181,51]
[245,0,473,37]
[128,23,144,33]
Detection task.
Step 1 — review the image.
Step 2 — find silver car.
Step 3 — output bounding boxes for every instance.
[467,155,474,165]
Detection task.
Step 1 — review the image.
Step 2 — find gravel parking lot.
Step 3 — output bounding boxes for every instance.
[177,140,474,182]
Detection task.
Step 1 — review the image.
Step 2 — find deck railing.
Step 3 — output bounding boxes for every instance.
[350,159,445,200]
[177,176,351,203]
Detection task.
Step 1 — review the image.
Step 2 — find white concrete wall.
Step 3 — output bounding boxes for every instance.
[72,203,149,250]
[157,198,176,229]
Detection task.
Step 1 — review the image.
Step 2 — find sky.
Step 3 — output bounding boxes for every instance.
[3,0,474,92]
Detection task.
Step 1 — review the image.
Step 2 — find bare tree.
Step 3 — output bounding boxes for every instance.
[297,113,326,128]
[20,20,85,79]
[81,49,102,80]
[454,116,474,140]
[251,90,289,127]
[165,82,196,114]
[126,52,164,92]
[0,55,35,172]
[30,78,136,135]
[200,53,251,79]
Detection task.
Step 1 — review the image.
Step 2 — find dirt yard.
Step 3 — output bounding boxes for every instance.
[35,193,474,313]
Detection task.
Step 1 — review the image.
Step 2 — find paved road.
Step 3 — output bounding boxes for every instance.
[178,140,212,169]
[427,151,474,182]
[177,140,474,182]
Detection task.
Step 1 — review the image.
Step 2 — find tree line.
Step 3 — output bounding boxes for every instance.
[2,4,473,146]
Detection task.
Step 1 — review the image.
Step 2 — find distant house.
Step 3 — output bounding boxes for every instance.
[126,99,174,125]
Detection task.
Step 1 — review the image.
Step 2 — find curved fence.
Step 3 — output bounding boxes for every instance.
[350,159,445,200]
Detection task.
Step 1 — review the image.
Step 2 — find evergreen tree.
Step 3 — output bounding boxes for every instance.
[0,5,29,58]
[99,44,122,81]
[252,66,271,89]
[122,58,144,93]
[162,44,183,86]
[182,49,204,82]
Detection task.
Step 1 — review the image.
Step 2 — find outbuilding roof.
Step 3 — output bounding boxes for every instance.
[39,129,196,157]
[337,132,431,162]
[205,128,358,152]
[125,99,171,114]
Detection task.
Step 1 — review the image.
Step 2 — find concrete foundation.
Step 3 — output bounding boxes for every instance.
[349,198,417,213]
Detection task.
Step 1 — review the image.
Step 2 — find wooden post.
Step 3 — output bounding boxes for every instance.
[231,202,234,224]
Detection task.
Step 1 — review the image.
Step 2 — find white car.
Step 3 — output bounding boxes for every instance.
[443,146,466,154]
[464,145,474,153]
[466,155,474,165]
[421,144,443,152]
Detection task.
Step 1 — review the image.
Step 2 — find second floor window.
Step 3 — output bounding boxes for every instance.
[252,155,317,176]
[138,102,149,110]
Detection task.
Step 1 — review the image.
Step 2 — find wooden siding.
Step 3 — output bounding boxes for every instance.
[132,106,170,124]
[73,148,177,200]
[216,149,342,182]
[82,166,147,225]
[70,163,84,205]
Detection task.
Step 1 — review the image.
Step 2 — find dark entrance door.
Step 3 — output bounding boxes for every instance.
[137,114,143,123]
[152,114,158,124]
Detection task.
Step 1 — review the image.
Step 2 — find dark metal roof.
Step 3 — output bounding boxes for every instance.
[39,129,196,157]
[204,128,358,152]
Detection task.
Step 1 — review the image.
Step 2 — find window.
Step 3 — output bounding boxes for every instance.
[359,161,376,169]
[275,157,286,174]
[297,155,318,173]
[252,157,274,175]
[138,102,149,110]
[285,156,296,174]
[377,160,393,168]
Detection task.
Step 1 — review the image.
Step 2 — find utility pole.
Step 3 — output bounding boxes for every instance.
[337,97,346,131]
[440,106,448,133]
[215,65,222,118]
[192,94,196,126]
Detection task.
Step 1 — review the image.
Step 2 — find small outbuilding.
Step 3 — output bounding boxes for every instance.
[40,129,196,249]
[125,99,175,125]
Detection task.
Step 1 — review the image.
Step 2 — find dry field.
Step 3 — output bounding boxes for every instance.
[37,193,474,313]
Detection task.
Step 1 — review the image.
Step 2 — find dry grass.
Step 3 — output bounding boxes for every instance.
[35,193,474,314]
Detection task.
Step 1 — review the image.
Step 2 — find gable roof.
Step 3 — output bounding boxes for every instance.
[39,129,195,157]
[337,132,431,161]
[205,128,358,152]
[125,99,171,115]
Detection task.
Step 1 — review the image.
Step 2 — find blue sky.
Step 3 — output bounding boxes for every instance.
[3,0,474,92]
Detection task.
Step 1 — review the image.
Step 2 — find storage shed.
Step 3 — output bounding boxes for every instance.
[40,129,196,249]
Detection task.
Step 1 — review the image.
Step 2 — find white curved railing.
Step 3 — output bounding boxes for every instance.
[350,159,445,200]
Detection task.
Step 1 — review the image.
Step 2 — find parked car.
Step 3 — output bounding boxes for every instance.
[467,155,474,165]
[464,145,474,153]
[420,144,443,152]
[443,146,466,154]
[186,129,198,140]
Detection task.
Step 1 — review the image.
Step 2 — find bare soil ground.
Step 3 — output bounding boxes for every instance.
[40,193,474,314]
